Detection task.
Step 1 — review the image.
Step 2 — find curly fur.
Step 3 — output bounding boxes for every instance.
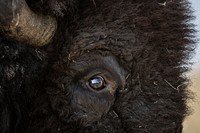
[0,0,195,133]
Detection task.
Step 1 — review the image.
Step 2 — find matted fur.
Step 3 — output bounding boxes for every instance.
[0,0,195,133]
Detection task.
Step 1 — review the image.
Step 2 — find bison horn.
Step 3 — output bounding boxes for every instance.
[0,0,57,47]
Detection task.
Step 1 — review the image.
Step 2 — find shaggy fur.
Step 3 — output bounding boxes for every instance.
[0,0,195,133]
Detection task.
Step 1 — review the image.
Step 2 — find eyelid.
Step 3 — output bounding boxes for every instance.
[81,69,115,84]
[76,69,117,93]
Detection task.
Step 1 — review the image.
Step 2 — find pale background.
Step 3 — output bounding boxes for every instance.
[183,0,200,133]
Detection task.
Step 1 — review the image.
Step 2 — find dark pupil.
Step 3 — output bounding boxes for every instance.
[89,76,105,90]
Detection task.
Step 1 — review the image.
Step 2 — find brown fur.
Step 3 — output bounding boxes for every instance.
[0,0,195,132]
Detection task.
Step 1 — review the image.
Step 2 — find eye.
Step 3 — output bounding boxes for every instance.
[88,76,106,90]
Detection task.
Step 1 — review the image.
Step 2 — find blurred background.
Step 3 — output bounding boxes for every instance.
[183,0,200,132]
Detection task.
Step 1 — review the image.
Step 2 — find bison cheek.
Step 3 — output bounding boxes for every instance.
[69,87,115,127]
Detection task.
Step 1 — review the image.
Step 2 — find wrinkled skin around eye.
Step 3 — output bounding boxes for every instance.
[63,54,126,127]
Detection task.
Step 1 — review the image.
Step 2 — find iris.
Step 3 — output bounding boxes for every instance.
[88,76,105,90]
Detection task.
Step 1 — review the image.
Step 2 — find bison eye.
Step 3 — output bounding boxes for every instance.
[71,55,127,94]
[88,76,106,90]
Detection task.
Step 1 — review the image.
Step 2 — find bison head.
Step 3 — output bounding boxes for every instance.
[0,0,195,133]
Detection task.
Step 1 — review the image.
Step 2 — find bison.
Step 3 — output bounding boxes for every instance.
[0,0,195,132]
